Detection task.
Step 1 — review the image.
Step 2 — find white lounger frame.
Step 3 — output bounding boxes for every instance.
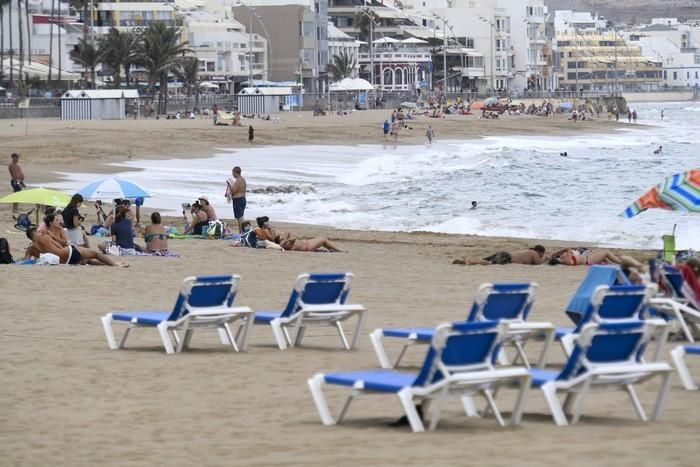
[538,321,673,426]
[101,275,254,354]
[671,345,699,390]
[309,323,532,432]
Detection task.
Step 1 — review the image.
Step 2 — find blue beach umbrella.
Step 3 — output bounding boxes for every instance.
[77,177,151,200]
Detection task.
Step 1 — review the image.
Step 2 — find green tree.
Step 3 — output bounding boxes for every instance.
[69,0,89,41]
[354,10,377,44]
[70,36,103,89]
[326,50,356,82]
[99,27,138,88]
[173,56,201,111]
[136,22,191,115]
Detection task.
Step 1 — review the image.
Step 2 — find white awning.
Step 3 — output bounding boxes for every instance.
[62,89,140,99]
[97,2,175,11]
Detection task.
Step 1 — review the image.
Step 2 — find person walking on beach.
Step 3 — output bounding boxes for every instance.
[426,125,434,144]
[661,109,664,120]
[248,125,254,144]
[632,109,638,123]
[8,153,25,213]
[226,166,247,233]
[383,120,390,140]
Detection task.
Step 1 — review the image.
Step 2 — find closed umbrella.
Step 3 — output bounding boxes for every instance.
[77,177,151,200]
[622,169,700,218]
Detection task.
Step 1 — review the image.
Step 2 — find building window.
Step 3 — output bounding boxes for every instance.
[673,71,677,80]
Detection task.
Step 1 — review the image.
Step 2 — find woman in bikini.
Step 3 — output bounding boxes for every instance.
[280,236,343,252]
[550,248,644,270]
[144,212,169,254]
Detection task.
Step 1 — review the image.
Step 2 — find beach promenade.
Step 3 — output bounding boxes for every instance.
[1,110,697,465]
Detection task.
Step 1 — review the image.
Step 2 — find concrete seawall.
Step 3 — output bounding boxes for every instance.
[624,91,695,102]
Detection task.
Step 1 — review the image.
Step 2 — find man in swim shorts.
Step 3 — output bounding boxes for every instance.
[26,227,128,267]
[226,166,247,233]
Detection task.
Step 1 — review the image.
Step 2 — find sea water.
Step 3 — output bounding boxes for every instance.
[48,101,700,250]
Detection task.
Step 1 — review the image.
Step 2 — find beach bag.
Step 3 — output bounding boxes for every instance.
[207,220,224,239]
[0,237,13,264]
[240,229,258,248]
[13,210,34,231]
[38,253,60,265]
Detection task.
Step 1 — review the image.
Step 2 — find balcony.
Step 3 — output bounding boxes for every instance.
[454,66,485,78]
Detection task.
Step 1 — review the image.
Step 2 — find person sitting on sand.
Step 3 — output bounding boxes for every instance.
[44,212,69,247]
[549,248,644,270]
[453,245,547,265]
[184,202,209,235]
[144,212,169,254]
[198,196,217,221]
[26,227,128,267]
[98,205,140,255]
[279,236,343,252]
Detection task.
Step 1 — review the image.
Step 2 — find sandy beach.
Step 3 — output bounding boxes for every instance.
[0,111,697,466]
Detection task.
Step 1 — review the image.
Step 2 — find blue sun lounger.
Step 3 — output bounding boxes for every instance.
[563,265,631,324]
[671,345,700,390]
[308,320,532,432]
[555,284,659,355]
[370,283,555,369]
[101,275,254,354]
[526,320,673,426]
[253,273,367,350]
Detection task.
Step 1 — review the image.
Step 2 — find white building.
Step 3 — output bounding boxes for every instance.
[401,0,548,93]
[626,19,700,89]
[1,0,82,84]
[182,10,268,88]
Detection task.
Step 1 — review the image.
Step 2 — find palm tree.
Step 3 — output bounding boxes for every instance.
[173,56,200,111]
[48,0,55,81]
[70,36,102,88]
[24,0,31,64]
[99,27,137,88]
[326,50,356,81]
[0,0,7,79]
[5,0,14,86]
[136,22,191,115]
[69,0,89,41]
[16,0,23,80]
[354,10,377,44]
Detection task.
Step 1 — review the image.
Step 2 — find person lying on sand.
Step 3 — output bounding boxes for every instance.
[548,248,644,270]
[26,227,128,267]
[453,245,547,265]
[279,236,343,252]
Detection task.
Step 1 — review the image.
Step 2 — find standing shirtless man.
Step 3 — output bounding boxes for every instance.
[8,153,25,213]
[225,166,247,233]
[26,227,128,267]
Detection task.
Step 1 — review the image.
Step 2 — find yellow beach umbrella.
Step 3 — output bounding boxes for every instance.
[0,187,72,225]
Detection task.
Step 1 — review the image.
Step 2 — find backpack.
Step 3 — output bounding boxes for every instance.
[240,229,258,248]
[13,209,35,231]
[0,237,13,264]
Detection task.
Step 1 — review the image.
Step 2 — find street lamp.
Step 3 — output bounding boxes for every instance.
[432,12,449,92]
[479,15,496,92]
[357,8,378,89]
[235,2,272,85]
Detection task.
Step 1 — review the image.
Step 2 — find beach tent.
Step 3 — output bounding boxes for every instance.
[401,37,428,45]
[237,87,293,114]
[372,37,401,45]
[329,78,374,92]
[60,89,140,120]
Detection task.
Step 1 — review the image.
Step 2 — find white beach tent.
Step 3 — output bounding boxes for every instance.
[60,89,140,120]
[329,78,374,92]
[401,37,429,45]
[372,37,401,45]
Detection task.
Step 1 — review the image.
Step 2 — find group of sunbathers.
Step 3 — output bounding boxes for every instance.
[240,216,343,252]
[453,245,645,271]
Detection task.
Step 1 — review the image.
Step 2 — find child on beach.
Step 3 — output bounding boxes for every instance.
[426,125,434,144]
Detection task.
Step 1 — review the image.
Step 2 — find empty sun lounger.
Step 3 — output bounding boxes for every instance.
[308,320,532,432]
[101,274,254,354]
[563,265,631,325]
[370,283,555,369]
[556,284,658,356]
[253,272,367,350]
[671,345,700,390]
[526,320,673,426]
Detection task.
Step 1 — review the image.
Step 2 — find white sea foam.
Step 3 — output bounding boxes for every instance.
[46,101,700,250]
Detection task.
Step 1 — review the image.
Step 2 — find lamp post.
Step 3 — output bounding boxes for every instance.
[248,8,254,85]
[358,8,377,89]
[433,13,448,92]
[479,16,496,92]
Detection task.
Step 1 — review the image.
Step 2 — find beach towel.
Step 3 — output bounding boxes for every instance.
[678,264,700,306]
